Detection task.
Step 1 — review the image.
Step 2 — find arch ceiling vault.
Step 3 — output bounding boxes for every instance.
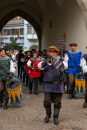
[76,0,87,23]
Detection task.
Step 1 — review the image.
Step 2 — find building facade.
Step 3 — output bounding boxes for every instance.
[24,20,38,51]
[1,16,38,51]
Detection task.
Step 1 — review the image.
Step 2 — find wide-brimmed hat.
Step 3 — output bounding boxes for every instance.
[47,46,60,53]
[69,43,77,46]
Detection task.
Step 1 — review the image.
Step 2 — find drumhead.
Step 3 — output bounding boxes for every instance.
[75,74,85,81]
[7,80,20,90]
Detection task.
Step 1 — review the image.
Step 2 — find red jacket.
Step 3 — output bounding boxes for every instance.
[28,58,41,78]
[24,56,30,72]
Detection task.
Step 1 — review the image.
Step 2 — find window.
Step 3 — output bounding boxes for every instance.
[32,28,36,34]
[3,29,7,35]
[17,16,21,20]
[12,18,16,21]
[11,29,15,35]
[33,29,36,34]
[27,26,32,34]
[20,28,24,35]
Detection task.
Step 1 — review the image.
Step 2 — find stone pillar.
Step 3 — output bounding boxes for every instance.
[39,37,42,51]
[0,32,1,48]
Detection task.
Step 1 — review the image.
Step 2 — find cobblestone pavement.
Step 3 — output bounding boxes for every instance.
[0,77,87,130]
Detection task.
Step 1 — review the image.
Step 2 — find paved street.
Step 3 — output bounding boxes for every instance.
[0,77,87,130]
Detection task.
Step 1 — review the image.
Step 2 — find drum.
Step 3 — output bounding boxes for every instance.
[7,77,23,104]
[75,73,86,94]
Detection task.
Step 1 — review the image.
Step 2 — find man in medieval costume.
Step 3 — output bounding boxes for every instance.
[38,46,68,125]
[64,43,82,99]
[0,48,16,109]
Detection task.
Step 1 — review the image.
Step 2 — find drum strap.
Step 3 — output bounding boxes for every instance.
[69,66,79,68]
[71,54,79,73]
[0,62,9,79]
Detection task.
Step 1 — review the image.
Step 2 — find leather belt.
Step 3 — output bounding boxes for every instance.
[0,74,7,77]
[30,69,39,72]
[69,66,79,68]
[44,80,63,85]
[0,73,10,77]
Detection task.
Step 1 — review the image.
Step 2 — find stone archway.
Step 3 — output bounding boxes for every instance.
[76,0,87,23]
[0,9,42,50]
[28,44,38,51]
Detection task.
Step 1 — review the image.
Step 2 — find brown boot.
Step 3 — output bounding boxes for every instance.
[68,91,73,99]
[4,98,8,109]
[53,108,60,125]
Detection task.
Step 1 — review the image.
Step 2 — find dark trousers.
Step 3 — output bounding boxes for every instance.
[18,64,23,77]
[39,71,43,84]
[44,92,62,109]
[23,71,29,84]
[0,79,10,101]
[29,78,38,91]
[68,73,75,91]
[85,78,87,102]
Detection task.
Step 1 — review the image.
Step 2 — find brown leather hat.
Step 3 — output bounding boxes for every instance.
[47,46,60,53]
[69,43,77,46]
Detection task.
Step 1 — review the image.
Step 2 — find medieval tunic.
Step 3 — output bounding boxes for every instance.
[27,58,41,78]
[38,56,68,108]
[0,56,15,80]
[65,50,82,74]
